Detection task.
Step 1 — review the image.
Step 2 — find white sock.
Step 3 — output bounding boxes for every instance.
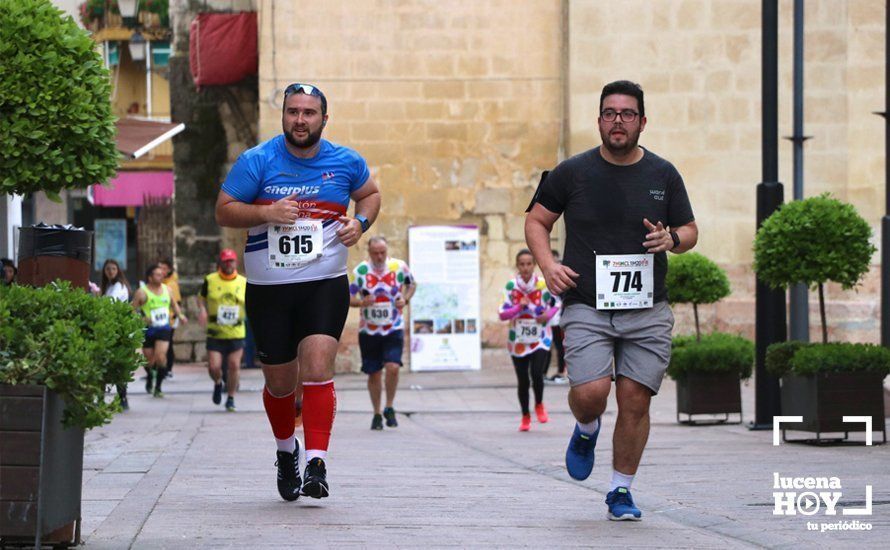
[306,449,327,461]
[275,436,296,454]
[610,469,634,491]
[577,417,600,435]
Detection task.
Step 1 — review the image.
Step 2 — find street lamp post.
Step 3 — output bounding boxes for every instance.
[882,0,890,348]
[786,0,810,343]
[752,0,787,430]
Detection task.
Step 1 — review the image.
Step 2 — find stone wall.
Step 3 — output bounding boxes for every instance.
[569,0,885,343]
[256,0,565,363]
[169,0,258,362]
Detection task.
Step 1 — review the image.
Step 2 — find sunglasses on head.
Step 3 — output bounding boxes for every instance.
[284,83,323,97]
[283,83,327,114]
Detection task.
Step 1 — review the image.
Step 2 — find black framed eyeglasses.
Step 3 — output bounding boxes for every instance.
[600,109,639,123]
[283,83,327,114]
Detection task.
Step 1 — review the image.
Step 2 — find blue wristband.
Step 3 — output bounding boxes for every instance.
[355,214,370,233]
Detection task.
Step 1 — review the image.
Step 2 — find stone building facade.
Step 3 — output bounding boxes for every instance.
[172,0,886,364]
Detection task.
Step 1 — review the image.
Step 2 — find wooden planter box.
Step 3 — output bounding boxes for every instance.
[779,372,887,444]
[0,385,84,547]
[676,371,742,424]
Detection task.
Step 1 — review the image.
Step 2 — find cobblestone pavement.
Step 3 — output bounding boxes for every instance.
[79,361,889,549]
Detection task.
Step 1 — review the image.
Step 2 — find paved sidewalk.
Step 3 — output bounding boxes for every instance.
[78,360,889,549]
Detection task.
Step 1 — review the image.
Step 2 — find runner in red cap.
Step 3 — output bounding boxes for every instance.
[198,249,248,411]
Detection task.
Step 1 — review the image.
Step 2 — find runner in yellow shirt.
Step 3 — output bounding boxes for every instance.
[198,249,247,411]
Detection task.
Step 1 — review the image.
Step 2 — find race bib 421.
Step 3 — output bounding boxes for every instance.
[217,305,240,326]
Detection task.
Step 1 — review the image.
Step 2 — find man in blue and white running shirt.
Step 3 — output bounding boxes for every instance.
[216,83,381,503]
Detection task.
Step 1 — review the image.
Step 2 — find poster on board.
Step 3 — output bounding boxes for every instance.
[408,225,481,371]
[94,218,127,271]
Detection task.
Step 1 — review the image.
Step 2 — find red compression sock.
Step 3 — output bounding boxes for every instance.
[302,380,337,457]
[263,386,297,440]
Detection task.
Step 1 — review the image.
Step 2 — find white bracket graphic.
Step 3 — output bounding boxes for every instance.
[842,485,873,516]
[842,416,874,446]
[773,415,876,446]
[773,416,803,446]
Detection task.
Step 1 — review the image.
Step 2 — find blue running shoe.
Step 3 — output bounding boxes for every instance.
[565,421,600,480]
[606,487,642,521]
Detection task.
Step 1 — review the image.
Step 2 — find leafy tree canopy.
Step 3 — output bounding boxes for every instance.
[0,0,118,199]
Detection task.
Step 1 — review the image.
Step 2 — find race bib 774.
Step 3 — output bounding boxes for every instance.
[595,254,654,310]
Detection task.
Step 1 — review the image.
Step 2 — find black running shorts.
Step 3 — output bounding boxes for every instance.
[246,275,349,365]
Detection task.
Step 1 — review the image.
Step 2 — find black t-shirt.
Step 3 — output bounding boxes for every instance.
[533,146,694,308]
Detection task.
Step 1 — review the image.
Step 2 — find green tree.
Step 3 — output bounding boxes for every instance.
[666,252,731,341]
[753,194,876,343]
[0,0,118,199]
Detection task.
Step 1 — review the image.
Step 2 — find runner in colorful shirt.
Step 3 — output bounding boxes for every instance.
[498,249,561,431]
[349,236,416,430]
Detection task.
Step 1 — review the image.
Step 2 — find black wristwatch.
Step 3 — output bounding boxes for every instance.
[669,230,681,250]
[355,214,371,233]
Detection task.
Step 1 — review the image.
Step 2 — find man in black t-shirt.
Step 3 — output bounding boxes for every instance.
[525,80,698,521]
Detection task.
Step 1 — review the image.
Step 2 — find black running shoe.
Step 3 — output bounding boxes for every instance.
[145,368,154,394]
[301,458,329,499]
[371,413,383,430]
[212,382,223,405]
[275,442,302,502]
[383,407,398,427]
[225,396,236,412]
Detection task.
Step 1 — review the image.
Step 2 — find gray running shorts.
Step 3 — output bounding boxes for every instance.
[561,301,674,395]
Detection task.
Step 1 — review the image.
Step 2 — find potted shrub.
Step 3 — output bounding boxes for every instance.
[666,252,731,342]
[668,333,754,424]
[755,194,882,444]
[0,1,122,545]
[665,253,752,423]
[0,282,145,545]
[766,342,889,444]
[2,0,117,286]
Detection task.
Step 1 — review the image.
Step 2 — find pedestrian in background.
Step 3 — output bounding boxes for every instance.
[1,258,16,286]
[101,258,133,408]
[158,258,182,379]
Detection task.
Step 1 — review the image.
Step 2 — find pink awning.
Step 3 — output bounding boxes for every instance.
[92,171,174,207]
